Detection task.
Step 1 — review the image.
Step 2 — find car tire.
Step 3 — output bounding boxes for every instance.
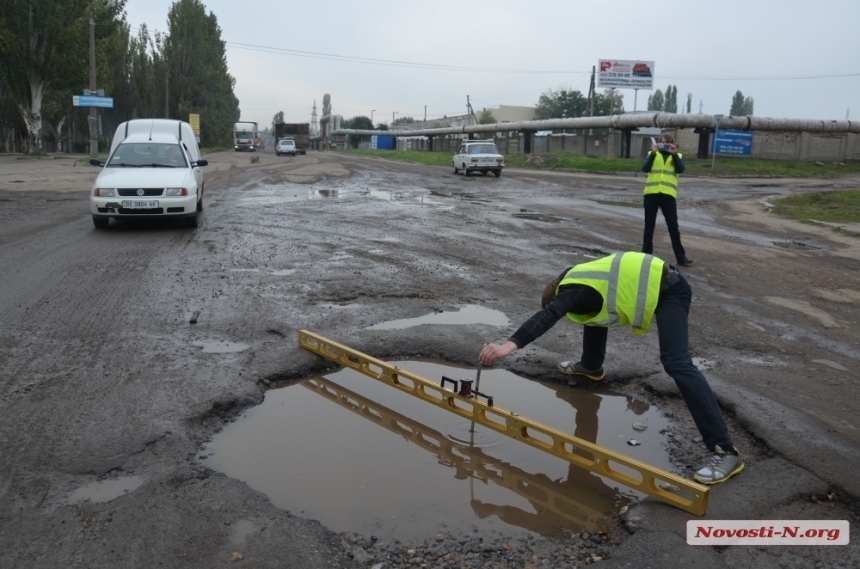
[93,216,109,229]
[494,170,501,177]
[186,213,199,228]
[453,164,459,174]
[464,167,471,177]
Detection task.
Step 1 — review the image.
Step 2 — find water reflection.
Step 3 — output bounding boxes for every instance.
[304,376,615,537]
[201,361,669,542]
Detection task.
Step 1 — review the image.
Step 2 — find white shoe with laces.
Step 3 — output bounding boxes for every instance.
[694,445,744,485]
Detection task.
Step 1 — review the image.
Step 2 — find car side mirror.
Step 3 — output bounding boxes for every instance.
[89,158,103,166]
[193,159,208,167]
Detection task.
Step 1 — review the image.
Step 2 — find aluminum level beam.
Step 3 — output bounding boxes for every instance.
[299,330,709,516]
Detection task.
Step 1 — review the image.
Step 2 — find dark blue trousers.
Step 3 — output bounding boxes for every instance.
[579,273,733,451]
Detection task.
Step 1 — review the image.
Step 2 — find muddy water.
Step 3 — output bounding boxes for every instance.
[366,305,510,330]
[202,361,671,542]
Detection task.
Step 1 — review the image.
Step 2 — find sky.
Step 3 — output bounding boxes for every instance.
[123,0,860,129]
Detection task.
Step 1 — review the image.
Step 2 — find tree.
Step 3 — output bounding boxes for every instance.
[664,85,678,113]
[392,116,415,125]
[478,110,496,124]
[322,94,331,117]
[162,0,239,147]
[686,93,693,114]
[647,89,665,111]
[0,0,125,151]
[730,90,754,116]
[594,89,624,116]
[272,111,284,129]
[535,88,587,120]
[342,115,372,148]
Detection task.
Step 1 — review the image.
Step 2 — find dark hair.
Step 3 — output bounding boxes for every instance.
[659,134,675,144]
[541,277,560,308]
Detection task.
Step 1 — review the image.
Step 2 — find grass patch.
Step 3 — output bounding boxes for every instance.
[340,148,860,179]
[772,190,860,223]
[342,148,454,167]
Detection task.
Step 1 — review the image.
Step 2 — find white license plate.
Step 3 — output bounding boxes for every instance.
[122,200,159,209]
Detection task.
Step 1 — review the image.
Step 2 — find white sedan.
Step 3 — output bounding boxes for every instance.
[452,141,505,177]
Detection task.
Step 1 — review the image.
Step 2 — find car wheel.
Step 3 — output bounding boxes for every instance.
[93,216,109,229]
[453,163,459,174]
[494,169,501,177]
[185,213,199,228]
[464,167,471,177]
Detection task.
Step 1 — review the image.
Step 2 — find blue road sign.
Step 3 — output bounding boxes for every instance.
[72,95,114,108]
[713,129,752,156]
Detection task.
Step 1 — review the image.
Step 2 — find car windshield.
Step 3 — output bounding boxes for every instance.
[468,144,498,154]
[107,143,188,168]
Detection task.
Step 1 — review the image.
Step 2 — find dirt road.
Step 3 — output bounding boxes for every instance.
[1,149,858,567]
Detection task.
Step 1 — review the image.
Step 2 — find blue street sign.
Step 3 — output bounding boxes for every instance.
[713,129,753,156]
[72,95,114,108]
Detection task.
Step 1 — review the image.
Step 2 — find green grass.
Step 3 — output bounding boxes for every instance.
[772,190,860,223]
[341,148,860,179]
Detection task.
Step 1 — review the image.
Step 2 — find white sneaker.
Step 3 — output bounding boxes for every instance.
[694,446,744,485]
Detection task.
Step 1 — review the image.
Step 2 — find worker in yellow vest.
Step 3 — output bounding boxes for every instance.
[479,252,743,485]
[642,134,694,266]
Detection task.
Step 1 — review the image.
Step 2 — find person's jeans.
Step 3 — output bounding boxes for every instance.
[654,273,733,451]
[579,273,733,451]
[642,193,687,263]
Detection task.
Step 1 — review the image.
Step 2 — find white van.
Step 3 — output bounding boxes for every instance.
[89,119,208,229]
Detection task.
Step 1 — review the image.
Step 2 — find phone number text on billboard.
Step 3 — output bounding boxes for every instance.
[597,60,655,90]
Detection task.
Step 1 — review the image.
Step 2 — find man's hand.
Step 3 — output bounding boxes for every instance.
[479,341,518,365]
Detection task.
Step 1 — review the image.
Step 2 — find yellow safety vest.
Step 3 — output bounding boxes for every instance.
[557,252,665,335]
[644,151,682,198]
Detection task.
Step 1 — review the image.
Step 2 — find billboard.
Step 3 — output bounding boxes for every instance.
[713,129,753,156]
[597,60,655,90]
[188,113,200,134]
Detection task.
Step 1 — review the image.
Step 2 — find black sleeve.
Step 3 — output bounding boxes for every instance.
[672,154,686,174]
[509,284,604,348]
[642,152,656,173]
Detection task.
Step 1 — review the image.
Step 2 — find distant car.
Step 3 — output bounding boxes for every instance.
[276,139,297,156]
[453,141,505,177]
[89,119,207,229]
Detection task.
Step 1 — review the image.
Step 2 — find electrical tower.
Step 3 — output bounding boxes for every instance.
[311,100,319,136]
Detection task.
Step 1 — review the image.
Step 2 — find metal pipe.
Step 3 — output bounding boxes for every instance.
[331,112,860,137]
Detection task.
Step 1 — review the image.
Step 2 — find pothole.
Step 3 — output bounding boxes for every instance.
[772,239,826,251]
[66,475,145,504]
[513,213,565,223]
[366,305,510,330]
[200,360,672,542]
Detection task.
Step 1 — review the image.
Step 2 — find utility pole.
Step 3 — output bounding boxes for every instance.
[165,72,169,118]
[371,109,375,125]
[424,105,427,123]
[88,7,98,158]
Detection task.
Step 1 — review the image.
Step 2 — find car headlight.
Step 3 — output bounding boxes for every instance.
[94,188,116,197]
[165,187,189,196]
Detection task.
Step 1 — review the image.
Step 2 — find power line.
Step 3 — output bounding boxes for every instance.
[126,26,860,82]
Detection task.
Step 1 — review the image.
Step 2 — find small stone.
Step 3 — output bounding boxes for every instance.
[230,552,244,561]
[632,423,648,431]
[627,439,641,446]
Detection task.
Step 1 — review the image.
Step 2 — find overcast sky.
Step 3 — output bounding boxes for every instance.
[123,0,860,129]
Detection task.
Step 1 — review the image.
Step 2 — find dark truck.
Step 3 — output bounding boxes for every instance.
[273,123,309,155]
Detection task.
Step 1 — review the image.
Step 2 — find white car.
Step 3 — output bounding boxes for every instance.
[453,140,505,177]
[90,119,207,229]
[276,139,297,156]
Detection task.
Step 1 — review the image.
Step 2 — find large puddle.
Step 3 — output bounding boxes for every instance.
[201,361,671,542]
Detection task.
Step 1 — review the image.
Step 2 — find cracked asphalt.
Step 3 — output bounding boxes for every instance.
[1,148,859,568]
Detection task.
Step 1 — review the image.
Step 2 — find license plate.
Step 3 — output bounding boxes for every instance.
[121,200,159,209]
